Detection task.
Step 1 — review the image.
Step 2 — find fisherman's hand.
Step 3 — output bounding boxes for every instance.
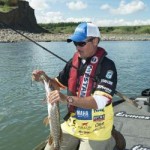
[49,79,60,90]
[48,90,67,104]
[32,70,48,82]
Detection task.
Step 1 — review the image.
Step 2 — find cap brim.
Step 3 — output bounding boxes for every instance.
[67,33,86,43]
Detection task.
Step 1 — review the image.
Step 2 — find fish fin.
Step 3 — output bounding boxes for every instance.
[42,97,47,103]
[43,116,49,126]
[48,135,53,145]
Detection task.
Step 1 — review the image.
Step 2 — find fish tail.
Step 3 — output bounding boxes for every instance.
[54,148,60,150]
[48,137,60,150]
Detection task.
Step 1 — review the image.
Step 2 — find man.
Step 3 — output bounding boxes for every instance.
[33,22,124,150]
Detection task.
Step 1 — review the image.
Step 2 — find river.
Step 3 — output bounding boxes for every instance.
[0,41,149,150]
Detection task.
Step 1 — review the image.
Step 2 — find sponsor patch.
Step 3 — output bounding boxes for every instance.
[105,70,113,79]
[93,109,104,113]
[93,115,105,121]
[76,108,92,120]
[78,130,91,135]
[101,79,113,85]
[78,122,92,130]
[94,122,105,131]
[97,85,112,93]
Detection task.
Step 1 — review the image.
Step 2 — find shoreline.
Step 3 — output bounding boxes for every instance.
[0,29,150,42]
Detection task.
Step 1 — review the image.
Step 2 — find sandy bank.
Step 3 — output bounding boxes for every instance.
[0,29,150,42]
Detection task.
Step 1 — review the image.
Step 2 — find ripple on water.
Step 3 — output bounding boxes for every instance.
[0,41,150,150]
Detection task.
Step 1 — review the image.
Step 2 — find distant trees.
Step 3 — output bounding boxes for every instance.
[39,22,150,34]
[0,0,19,6]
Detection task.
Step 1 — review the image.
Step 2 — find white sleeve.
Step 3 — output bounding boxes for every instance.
[92,95,109,109]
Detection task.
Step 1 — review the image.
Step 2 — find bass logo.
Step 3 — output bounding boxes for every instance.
[91,56,98,64]
[106,70,113,79]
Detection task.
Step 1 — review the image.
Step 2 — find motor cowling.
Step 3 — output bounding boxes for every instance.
[141,89,150,96]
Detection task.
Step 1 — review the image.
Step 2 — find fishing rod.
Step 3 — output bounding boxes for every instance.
[1,21,142,109]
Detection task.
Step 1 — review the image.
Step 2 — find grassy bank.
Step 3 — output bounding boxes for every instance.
[0,0,18,12]
[39,22,150,35]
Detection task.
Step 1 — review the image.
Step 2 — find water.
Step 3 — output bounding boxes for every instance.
[0,41,150,150]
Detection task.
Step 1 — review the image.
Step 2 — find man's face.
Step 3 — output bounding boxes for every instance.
[74,38,98,59]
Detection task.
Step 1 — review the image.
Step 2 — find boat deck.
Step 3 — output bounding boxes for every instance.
[114,99,150,150]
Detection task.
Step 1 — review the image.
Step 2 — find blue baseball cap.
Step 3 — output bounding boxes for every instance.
[67,22,101,42]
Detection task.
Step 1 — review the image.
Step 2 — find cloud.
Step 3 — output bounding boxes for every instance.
[65,17,91,22]
[35,11,150,27]
[100,4,111,10]
[36,11,64,23]
[95,19,150,27]
[26,0,149,26]
[66,1,87,10]
[100,0,146,15]
[26,0,49,10]
[36,11,92,23]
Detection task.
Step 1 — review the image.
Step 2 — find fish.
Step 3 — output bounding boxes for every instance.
[36,75,62,150]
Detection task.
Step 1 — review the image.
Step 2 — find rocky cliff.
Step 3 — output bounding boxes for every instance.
[0,0,47,33]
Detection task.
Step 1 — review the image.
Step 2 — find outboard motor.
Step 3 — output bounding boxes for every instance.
[142,89,150,112]
[141,88,150,97]
[135,89,150,112]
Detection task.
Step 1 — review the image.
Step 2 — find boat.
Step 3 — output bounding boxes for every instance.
[33,89,150,150]
[114,89,150,150]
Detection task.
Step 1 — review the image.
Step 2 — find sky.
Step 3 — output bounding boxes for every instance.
[26,0,150,27]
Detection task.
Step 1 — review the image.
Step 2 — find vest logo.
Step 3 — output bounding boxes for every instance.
[91,56,98,64]
[106,70,113,79]
[80,65,93,97]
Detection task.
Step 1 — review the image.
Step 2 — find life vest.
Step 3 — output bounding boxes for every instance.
[67,47,106,112]
[61,47,114,141]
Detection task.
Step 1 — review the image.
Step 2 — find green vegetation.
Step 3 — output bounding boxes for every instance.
[0,4,13,12]
[39,22,150,34]
[0,0,18,12]
[39,22,79,34]
[100,26,150,34]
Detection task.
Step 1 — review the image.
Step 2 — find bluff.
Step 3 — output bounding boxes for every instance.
[0,0,47,33]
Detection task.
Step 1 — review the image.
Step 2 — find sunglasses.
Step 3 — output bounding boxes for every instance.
[73,38,95,47]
